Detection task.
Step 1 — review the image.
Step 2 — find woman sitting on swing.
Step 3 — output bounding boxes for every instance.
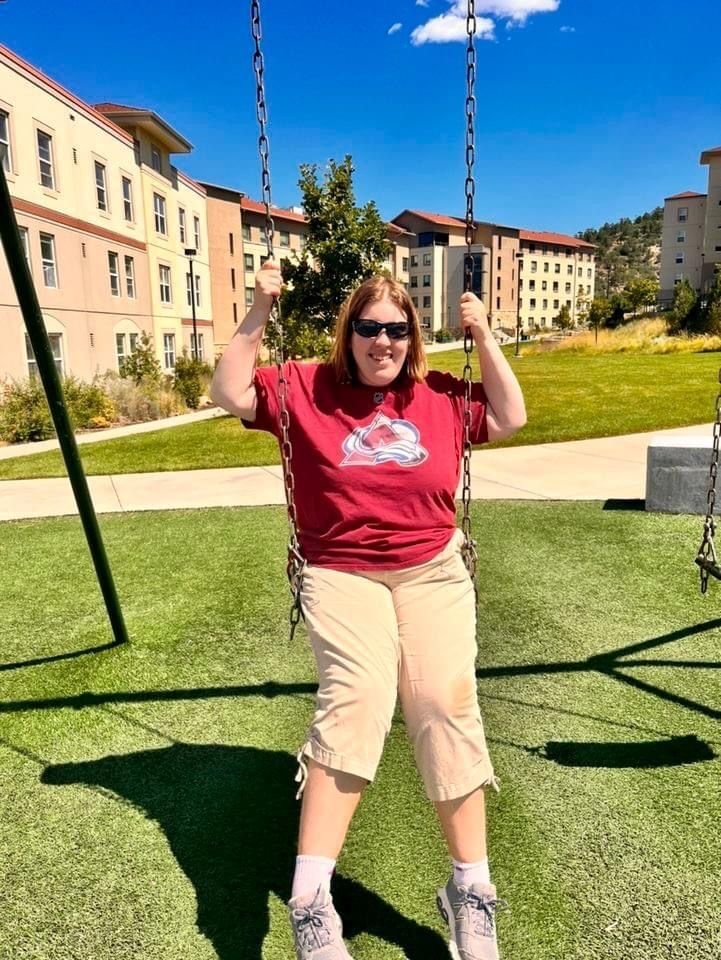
[210,259,526,960]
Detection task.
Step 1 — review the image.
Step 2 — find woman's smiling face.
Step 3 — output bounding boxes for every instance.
[350,297,410,387]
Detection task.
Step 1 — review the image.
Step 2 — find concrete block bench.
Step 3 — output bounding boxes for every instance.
[646,435,717,514]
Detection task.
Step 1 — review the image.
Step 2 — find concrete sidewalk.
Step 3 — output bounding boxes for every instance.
[0,422,714,522]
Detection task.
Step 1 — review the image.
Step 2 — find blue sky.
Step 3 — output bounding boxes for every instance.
[3,0,721,235]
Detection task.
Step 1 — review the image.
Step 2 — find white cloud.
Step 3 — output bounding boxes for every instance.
[416,0,430,6]
[411,12,495,45]
[560,24,576,32]
[388,22,403,35]
[411,0,558,45]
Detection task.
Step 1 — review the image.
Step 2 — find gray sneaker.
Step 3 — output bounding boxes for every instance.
[436,877,509,960]
[288,886,353,959]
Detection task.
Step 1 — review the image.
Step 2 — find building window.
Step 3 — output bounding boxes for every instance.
[555,263,561,274]
[190,333,205,360]
[530,298,537,308]
[231,267,236,290]
[529,280,536,291]
[151,145,162,172]
[186,273,193,307]
[94,161,108,211]
[108,251,120,296]
[116,332,139,369]
[497,256,502,270]
[0,110,12,173]
[553,299,560,309]
[244,253,254,271]
[19,227,31,269]
[279,230,290,248]
[26,332,63,378]
[541,280,547,291]
[233,302,238,324]
[542,299,548,309]
[423,253,432,266]
[163,333,175,369]
[677,206,688,223]
[125,256,136,298]
[260,255,269,267]
[422,316,431,328]
[675,273,684,284]
[194,216,201,250]
[410,254,418,267]
[194,274,201,307]
[411,296,418,307]
[40,233,57,287]
[122,177,134,221]
[553,282,559,292]
[567,264,573,275]
[531,260,537,273]
[410,275,418,288]
[154,193,167,235]
[422,274,431,287]
[402,257,409,272]
[587,268,592,278]
[37,130,55,189]
[565,282,572,293]
[242,223,251,241]
[496,296,501,309]
[245,286,254,306]
[677,230,686,243]
[566,300,572,308]
[675,252,685,264]
[179,207,186,244]
[423,295,431,308]
[159,264,172,303]
[543,262,549,273]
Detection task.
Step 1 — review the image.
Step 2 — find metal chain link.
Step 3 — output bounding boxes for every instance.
[461,1,478,592]
[251,0,305,636]
[695,367,721,593]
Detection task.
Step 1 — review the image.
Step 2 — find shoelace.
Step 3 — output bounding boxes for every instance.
[458,889,510,937]
[292,905,333,949]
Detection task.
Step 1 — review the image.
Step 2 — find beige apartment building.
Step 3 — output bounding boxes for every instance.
[393,210,595,336]
[517,230,596,330]
[94,104,212,366]
[660,191,707,300]
[0,44,154,383]
[660,146,721,300]
[0,43,211,385]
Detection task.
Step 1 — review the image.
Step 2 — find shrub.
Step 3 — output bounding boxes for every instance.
[118,330,162,385]
[101,373,187,423]
[0,378,53,443]
[63,376,117,429]
[173,351,213,410]
[434,328,455,343]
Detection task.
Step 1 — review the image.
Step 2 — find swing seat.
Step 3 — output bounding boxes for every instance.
[695,555,721,581]
[646,435,716,514]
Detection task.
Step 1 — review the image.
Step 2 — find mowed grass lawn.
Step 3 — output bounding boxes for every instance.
[1,347,719,480]
[1,501,719,959]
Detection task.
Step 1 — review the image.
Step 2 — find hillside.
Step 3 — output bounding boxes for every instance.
[578,207,662,297]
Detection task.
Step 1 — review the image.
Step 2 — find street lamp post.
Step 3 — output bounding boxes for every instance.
[515,252,523,358]
[185,247,198,360]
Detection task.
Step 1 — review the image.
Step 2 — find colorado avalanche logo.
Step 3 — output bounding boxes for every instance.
[341,412,428,467]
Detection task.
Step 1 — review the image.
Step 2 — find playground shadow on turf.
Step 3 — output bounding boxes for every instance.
[41,743,448,960]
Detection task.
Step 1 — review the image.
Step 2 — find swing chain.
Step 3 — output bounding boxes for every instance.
[461,1,478,588]
[696,367,721,593]
[251,0,305,634]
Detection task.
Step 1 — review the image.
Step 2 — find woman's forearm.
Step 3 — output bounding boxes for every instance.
[209,299,272,409]
[471,328,527,429]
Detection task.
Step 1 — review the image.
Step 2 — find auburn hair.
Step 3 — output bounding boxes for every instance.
[328,275,428,384]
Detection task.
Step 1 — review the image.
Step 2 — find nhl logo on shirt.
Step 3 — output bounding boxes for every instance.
[340,412,429,467]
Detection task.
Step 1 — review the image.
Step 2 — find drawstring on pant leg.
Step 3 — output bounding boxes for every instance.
[295,744,310,800]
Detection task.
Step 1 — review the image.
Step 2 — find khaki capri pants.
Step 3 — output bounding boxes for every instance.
[295,529,499,803]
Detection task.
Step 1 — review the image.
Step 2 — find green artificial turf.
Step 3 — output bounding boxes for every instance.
[0,501,718,958]
[1,347,720,479]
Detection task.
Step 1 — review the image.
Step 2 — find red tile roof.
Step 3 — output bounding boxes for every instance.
[240,197,307,224]
[94,102,148,115]
[401,209,467,229]
[665,190,706,201]
[519,228,595,250]
[701,146,721,163]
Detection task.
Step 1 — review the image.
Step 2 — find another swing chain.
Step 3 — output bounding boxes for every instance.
[696,368,721,593]
[461,0,479,587]
[251,0,305,636]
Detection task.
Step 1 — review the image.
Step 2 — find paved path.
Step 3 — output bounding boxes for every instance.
[0,422,713,522]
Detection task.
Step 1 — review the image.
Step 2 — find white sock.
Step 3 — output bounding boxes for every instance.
[291,855,336,901]
[453,857,491,888]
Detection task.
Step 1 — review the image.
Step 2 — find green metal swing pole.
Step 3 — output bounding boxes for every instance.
[0,164,129,647]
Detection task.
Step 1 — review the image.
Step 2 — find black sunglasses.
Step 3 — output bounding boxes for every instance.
[352,319,410,340]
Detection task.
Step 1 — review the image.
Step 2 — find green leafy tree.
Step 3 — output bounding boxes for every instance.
[624,277,659,316]
[554,304,573,330]
[119,331,162,385]
[701,267,721,336]
[668,278,697,334]
[173,351,213,409]
[587,297,612,331]
[276,156,392,357]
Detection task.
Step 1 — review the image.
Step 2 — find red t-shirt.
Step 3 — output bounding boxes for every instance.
[241,361,489,570]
